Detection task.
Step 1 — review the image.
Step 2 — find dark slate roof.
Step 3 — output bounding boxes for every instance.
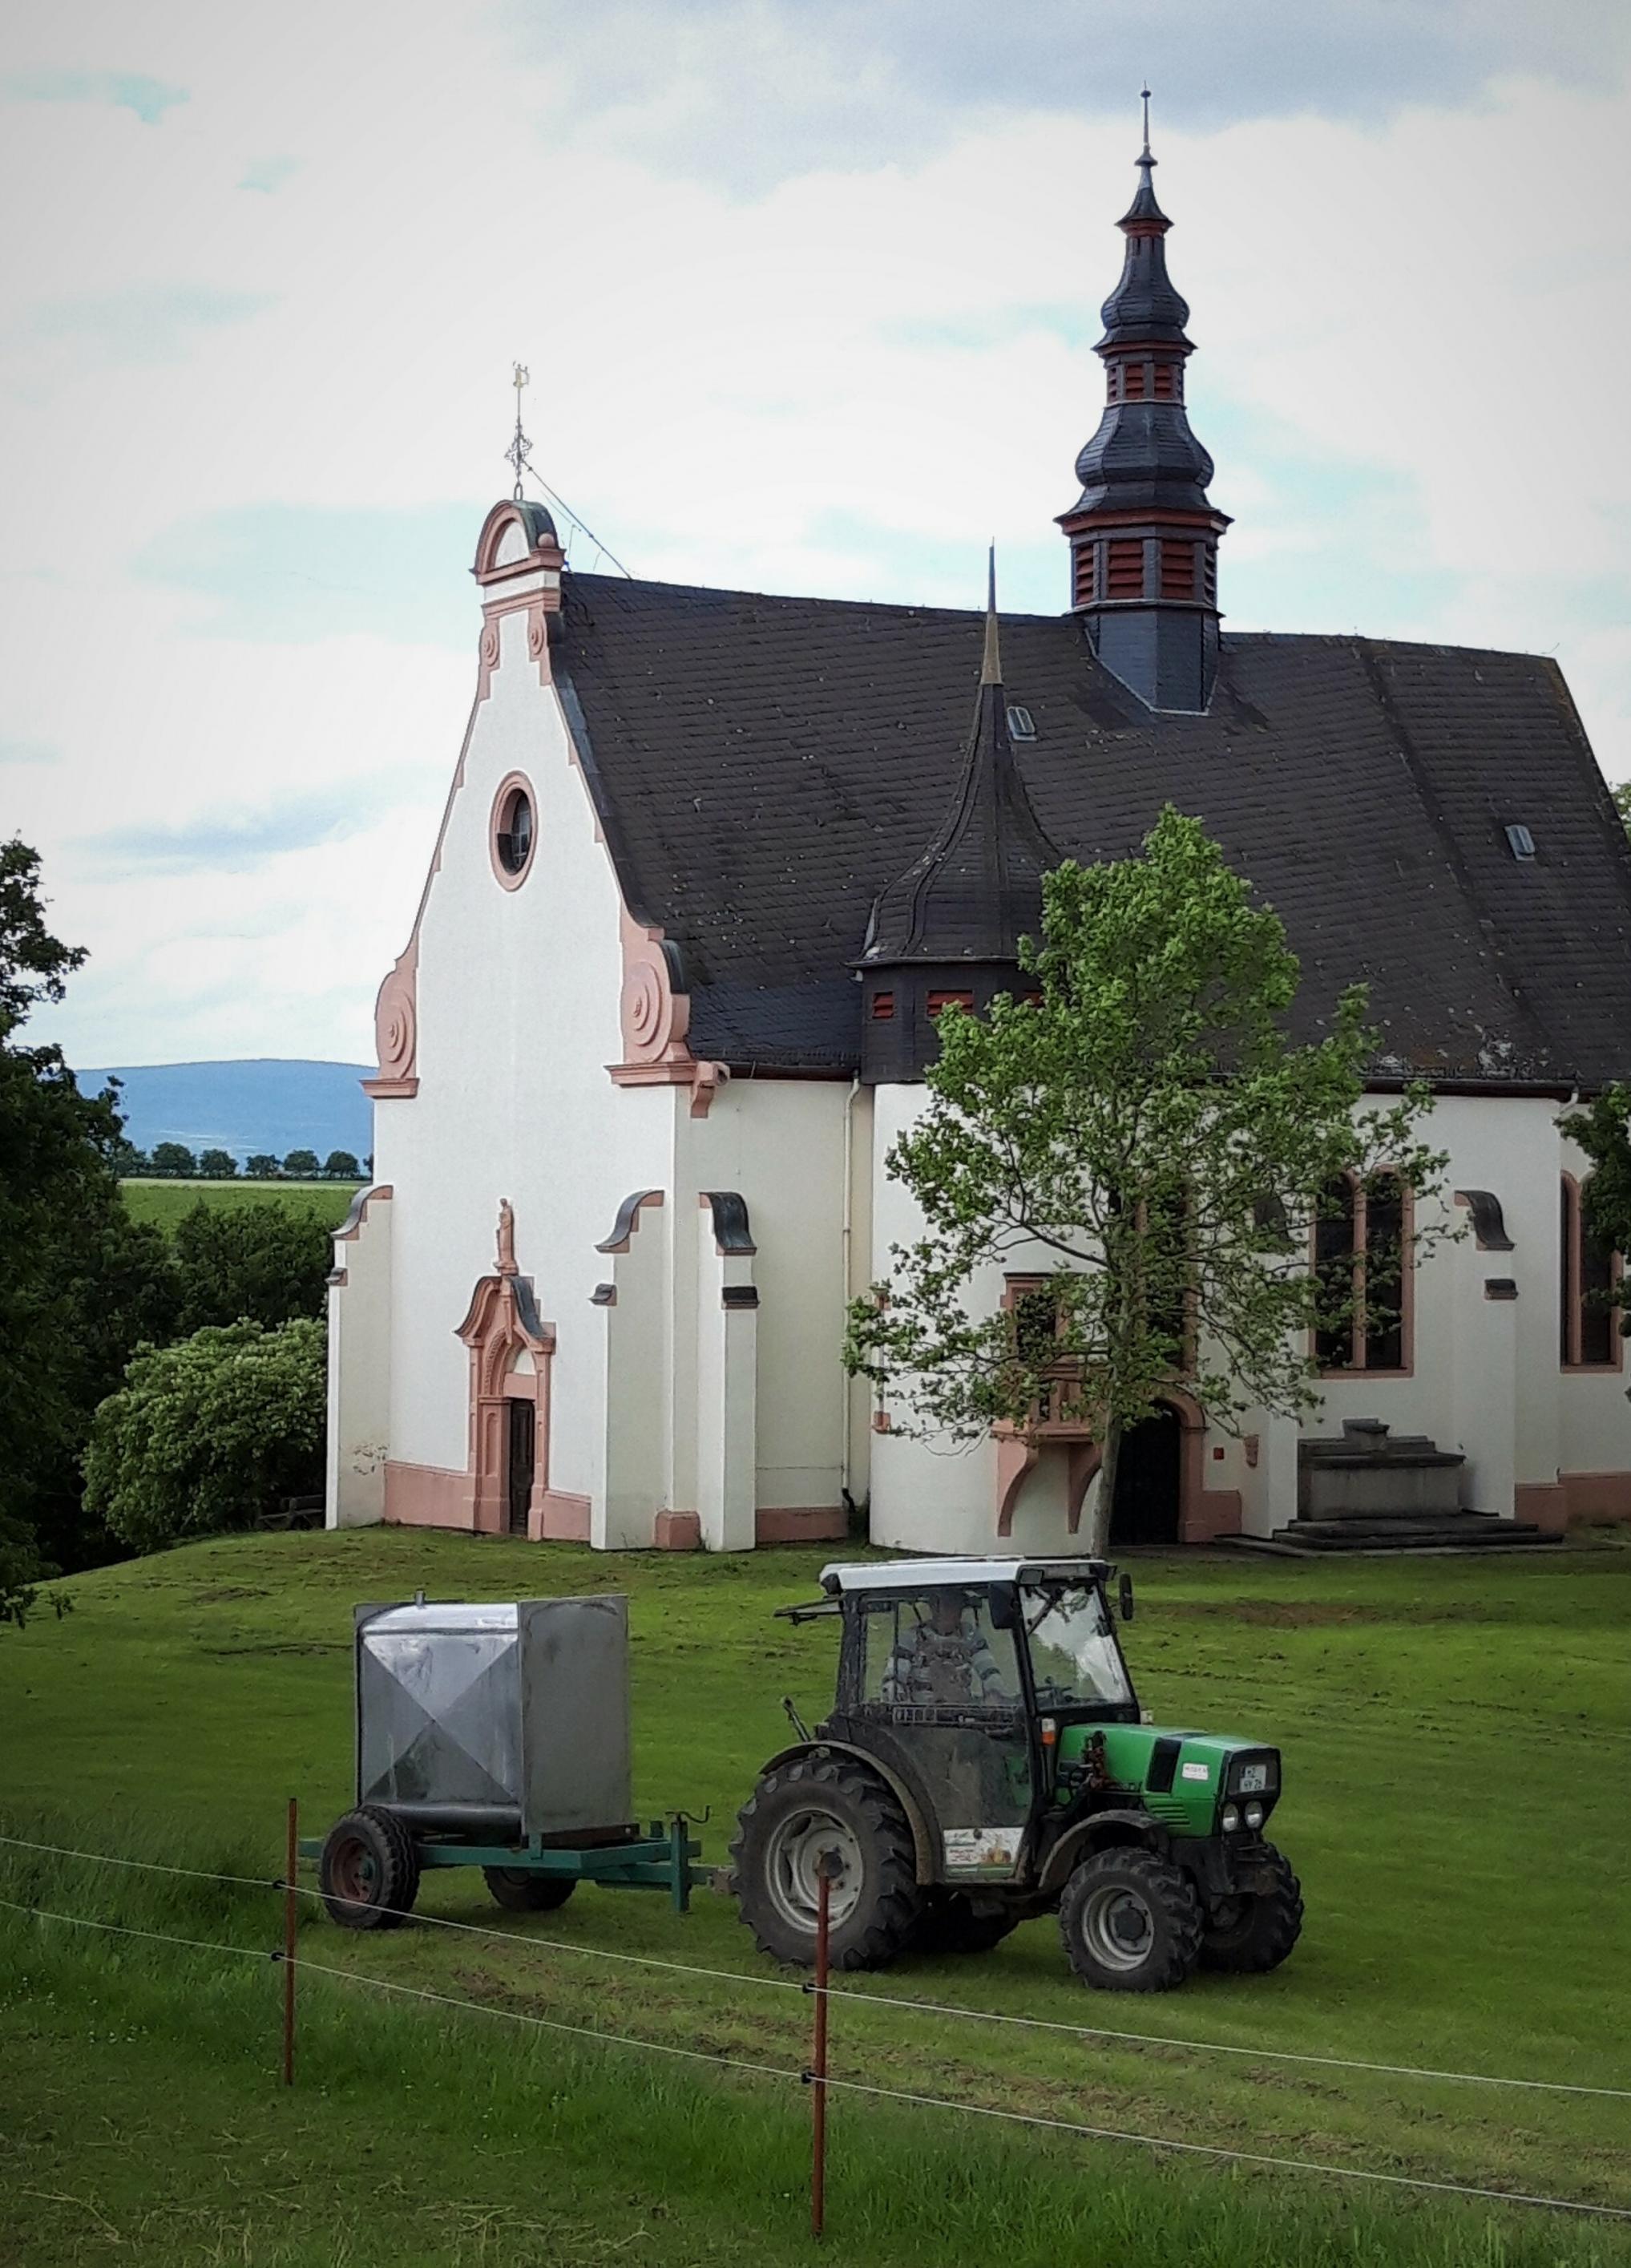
[555,573,1631,1088]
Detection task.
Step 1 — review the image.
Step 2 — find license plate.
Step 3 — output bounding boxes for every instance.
[1237,1763,1270,1793]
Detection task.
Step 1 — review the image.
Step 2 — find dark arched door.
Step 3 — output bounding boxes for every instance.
[505,1398,535,1537]
[1110,1404,1182,1546]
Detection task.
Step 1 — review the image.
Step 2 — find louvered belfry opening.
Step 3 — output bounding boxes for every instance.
[1056,112,1230,713]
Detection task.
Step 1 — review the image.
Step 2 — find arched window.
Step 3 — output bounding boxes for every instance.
[1560,1174,1621,1370]
[1315,1171,1411,1374]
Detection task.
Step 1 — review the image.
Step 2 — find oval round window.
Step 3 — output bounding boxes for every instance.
[491,778,535,886]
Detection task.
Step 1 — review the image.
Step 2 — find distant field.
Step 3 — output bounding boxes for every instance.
[120,1177,364,1235]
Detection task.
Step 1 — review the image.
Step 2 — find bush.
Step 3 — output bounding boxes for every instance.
[83,1319,326,1553]
[172,1199,332,1332]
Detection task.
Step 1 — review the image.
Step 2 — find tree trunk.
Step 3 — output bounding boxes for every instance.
[1087,1411,1123,1560]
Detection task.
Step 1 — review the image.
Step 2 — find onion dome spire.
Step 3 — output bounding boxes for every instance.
[858,554,1062,1081]
[1057,94,1230,714]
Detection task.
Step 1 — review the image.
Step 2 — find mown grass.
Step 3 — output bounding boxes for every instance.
[3,1526,1629,2262]
[119,1179,363,1235]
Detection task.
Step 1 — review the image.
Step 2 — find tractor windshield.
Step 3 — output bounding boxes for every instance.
[1021,1583,1133,1712]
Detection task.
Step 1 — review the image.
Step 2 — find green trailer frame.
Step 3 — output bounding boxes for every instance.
[302,1814,705,1916]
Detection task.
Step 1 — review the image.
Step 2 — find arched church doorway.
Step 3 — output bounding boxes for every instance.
[1109,1403,1182,1546]
[506,1396,536,1536]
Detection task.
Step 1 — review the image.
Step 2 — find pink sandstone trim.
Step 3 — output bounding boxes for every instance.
[1515,1481,1568,1534]
[365,940,419,1099]
[384,1461,472,1527]
[654,1510,703,1550]
[753,1506,848,1544]
[1560,1470,1631,1526]
[539,1490,591,1542]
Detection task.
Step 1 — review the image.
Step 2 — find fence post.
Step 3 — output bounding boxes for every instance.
[282,1796,297,2087]
[809,1848,837,2240]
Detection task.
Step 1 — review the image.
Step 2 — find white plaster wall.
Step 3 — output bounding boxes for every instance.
[370,608,672,1509]
[325,1190,392,1527]
[682,1079,855,1515]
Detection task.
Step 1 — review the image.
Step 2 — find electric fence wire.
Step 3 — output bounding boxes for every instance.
[4,1891,1628,2228]
[2,1832,1627,2104]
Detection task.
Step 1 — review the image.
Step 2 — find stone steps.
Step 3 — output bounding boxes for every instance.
[1230,1509,1561,1557]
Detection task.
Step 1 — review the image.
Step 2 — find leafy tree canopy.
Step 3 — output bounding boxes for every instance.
[282,1148,320,1179]
[245,1154,281,1178]
[150,1141,196,1177]
[172,1199,333,1334]
[845,810,1449,1554]
[0,839,179,1576]
[196,1148,238,1178]
[1559,1084,1631,1309]
[323,1150,361,1179]
[83,1318,326,1554]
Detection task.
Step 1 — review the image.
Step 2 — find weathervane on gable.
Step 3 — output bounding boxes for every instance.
[506,363,533,501]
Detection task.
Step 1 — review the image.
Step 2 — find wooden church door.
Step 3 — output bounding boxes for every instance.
[506,1398,535,1536]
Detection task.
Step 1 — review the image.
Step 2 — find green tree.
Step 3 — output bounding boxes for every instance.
[1613,781,1631,839]
[172,1199,332,1332]
[0,839,179,1577]
[150,1140,196,1178]
[323,1149,361,1179]
[83,1318,326,1554]
[245,1153,281,1178]
[282,1148,320,1179]
[845,811,1450,1555]
[196,1147,238,1178]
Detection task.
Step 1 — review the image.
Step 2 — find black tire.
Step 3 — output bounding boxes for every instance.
[482,1867,578,1914]
[1060,1845,1203,1992]
[729,1754,923,1971]
[318,1805,421,1930]
[912,1892,1019,1957]
[1200,1842,1304,1974]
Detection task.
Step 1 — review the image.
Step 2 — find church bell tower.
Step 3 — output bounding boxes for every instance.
[1058,98,1229,713]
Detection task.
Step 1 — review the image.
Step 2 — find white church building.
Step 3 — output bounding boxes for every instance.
[325,135,1631,1557]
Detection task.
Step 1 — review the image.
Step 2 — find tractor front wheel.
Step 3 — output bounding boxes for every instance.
[1060,1846,1202,1992]
[730,1755,922,1971]
[482,1868,578,1914]
[1200,1843,1303,1974]
[317,1805,421,1930]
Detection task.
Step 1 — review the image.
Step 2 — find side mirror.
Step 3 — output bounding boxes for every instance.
[988,1583,1019,1632]
[1118,1573,1136,1623]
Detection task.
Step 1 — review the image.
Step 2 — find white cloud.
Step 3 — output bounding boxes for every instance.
[1,0,1628,1065]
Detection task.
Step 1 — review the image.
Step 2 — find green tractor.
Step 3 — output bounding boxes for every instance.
[731,1558,1302,1992]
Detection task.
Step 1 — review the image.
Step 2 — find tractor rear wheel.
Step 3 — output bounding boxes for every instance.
[482,1868,578,1914]
[1060,1846,1202,1992]
[913,1892,1019,1957]
[318,1805,421,1930]
[1199,1843,1303,1973]
[730,1754,922,1971]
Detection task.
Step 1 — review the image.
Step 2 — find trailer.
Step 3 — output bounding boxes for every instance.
[305,1593,703,1926]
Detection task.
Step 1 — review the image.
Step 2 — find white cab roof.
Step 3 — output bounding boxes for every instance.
[819,1558,1108,1595]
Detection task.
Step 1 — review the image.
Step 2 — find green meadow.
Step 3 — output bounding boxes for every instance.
[120,1177,364,1235]
[3,1526,1628,2266]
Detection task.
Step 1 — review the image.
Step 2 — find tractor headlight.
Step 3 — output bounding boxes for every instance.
[1244,1801,1264,1830]
[1221,1804,1241,1833]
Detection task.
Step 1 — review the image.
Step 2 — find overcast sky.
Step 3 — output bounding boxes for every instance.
[3,0,1629,1069]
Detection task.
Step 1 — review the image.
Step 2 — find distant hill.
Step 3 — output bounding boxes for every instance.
[75,1059,372,1166]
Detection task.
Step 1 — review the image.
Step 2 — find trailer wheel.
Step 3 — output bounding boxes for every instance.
[318,1805,420,1930]
[913,1893,1019,1957]
[730,1756,922,1972]
[1060,1846,1202,1992]
[1200,1843,1303,1973]
[482,1867,578,1914]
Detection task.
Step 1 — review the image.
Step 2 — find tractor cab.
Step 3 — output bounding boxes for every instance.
[807,1559,1136,1879]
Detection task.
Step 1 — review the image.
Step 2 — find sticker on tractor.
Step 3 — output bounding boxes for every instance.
[1181,1761,1211,1782]
[942,1828,1022,1870]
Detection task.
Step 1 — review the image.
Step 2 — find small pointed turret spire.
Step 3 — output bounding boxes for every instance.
[1121,84,1168,229]
[979,544,1002,685]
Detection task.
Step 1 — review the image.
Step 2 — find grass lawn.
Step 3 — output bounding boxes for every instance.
[120,1178,364,1235]
[3,1527,1629,2264]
